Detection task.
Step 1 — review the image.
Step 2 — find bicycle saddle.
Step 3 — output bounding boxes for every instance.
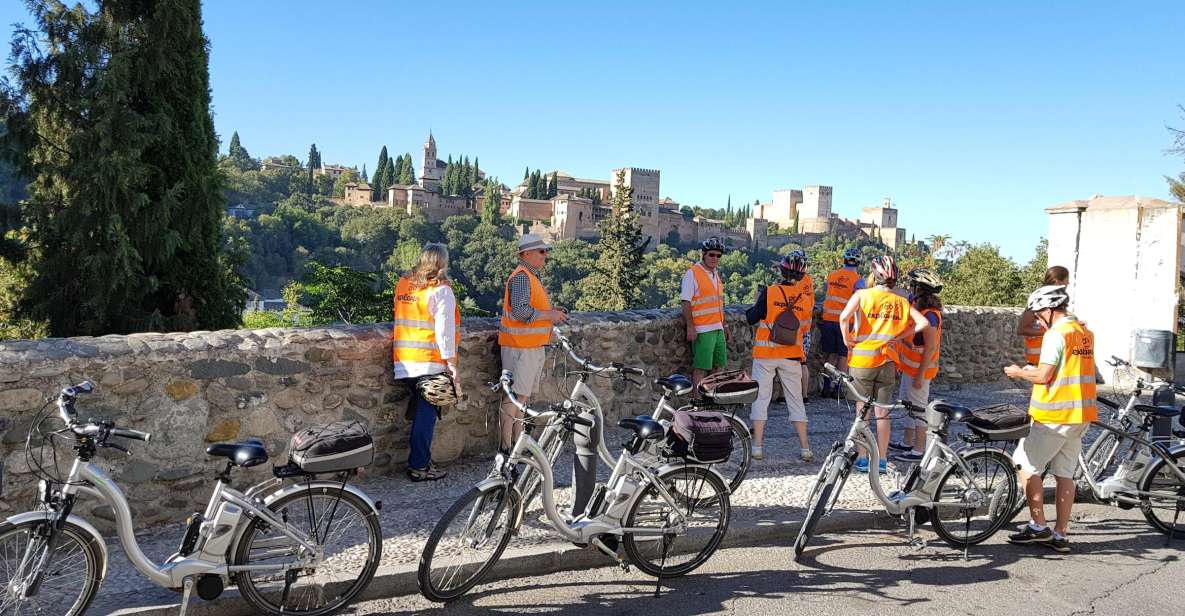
[654,374,694,397]
[618,416,665,441]
[206,438,269,467]
[929,400,970,421]
[1133,404,1180,418]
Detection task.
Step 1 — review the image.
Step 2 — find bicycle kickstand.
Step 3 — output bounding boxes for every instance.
[177,576,194,616]
[906,508,925,551]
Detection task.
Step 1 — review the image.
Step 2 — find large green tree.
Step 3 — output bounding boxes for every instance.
[1,0,243,335]
[577,170,648,311]
[371,146,388,201]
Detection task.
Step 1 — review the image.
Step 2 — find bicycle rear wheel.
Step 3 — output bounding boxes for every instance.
[0,519,104,616]
[417,484,519,602]
[1137,449,1185,537]
[622,465,730,578]
[931,449,1018,548]
[716,415,752,494]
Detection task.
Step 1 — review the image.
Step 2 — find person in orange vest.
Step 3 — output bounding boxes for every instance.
[393,243,461,482]
[818,248,865,397]
[1004,285,1094,553]
[681,237,729,389]
[888,269,943,463]
[746,253,815,462]
[838,255,930,474]
[498,234,568,455]
[1016,266,1070,367]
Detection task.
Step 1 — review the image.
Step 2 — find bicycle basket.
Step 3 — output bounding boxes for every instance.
[289,421,374,473]
[697,370,759,405]
[666,409,733,464]
[965,404,1030,441]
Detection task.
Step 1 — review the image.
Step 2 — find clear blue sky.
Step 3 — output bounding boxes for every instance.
[4,2,1183,260]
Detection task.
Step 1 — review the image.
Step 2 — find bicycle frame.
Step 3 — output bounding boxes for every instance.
[1075,420,1185,503]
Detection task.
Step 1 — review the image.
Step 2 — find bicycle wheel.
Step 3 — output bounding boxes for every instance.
[1137,449,1185,537]
[0,518,104,616]
[794,452,843,561]
[716,415,752,494]
[622,465,730,578]
[418,484,519,602]
[235,485,382,616]
[1077,429,1124,493]
[931,449,1018,548]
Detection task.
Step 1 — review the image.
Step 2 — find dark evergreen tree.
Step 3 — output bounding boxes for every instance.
[523,166,530,182]
[548,171,559,198]
[360,163,368,182]
[305,143,320,191]
[397,153,415,185]
[372,146,388,201]
[577,169,647,311]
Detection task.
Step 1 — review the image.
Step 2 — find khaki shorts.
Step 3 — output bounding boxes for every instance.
[898,373,930,429]
[500,346,546,397]
[1014,421,1089,479]
[750,358,806,423]
[849,363,897,407]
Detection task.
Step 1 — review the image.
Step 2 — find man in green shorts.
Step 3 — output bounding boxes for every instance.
[681,237,729,388]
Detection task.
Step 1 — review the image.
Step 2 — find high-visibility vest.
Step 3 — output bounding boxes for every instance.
[392,277,460,366]
[753,279,813,360]
[687,264,724,328]
[498,265,553,348]
[823,269,861,323]
[848,287,910,369]
[1023,335,1042,365]
[1028,319,1097,425]
[896,308,941,380]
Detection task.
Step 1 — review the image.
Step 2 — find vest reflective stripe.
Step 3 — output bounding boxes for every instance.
[392,277,459,367]
[823,269,860,323]
[752,280,810,360]
[1029,319,1097,425]
[848,288,910,369]
[499,266,553,348]
[688,264,724,328]
[1024,335,1042,365]
[896,309,941,380]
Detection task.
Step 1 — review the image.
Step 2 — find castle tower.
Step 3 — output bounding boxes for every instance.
[419,132,441,191]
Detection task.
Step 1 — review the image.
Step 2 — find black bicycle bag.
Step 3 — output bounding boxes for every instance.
[965,404,1030,441]
[288,421,375,473]
[667,410,733,464]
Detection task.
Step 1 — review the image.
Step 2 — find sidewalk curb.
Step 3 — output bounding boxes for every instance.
[110,507,887,615]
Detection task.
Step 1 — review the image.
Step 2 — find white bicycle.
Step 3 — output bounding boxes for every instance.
[1,382,382,616]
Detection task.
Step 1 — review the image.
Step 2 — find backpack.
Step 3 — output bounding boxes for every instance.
[770,285,802,346]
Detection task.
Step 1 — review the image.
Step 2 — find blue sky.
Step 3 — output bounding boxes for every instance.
[4,1,1183,260]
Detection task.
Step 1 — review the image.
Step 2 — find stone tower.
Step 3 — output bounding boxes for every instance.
[419,132,441,192]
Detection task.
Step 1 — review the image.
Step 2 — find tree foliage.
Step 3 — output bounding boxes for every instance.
[576,170,648,311]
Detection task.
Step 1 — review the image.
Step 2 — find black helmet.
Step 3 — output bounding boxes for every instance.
[842,248,861,266]
[700,237,726,254]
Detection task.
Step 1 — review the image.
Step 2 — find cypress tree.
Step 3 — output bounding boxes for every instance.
[473,156,480,186]
[361,163,368,182]
[548,171,559,198]
[306,143,320,191]
[400,153,415,185]
[391,154,404,185]
[372,146,388,201]
[382,157,396,193]
[523,166,530,182]
[577,169,647,311]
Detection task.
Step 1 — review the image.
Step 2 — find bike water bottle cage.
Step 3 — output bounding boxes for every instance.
[205,438,269,468]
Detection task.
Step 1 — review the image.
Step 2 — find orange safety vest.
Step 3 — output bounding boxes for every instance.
[499,265,553,348]
[687,263,724,329]
[392,277,460,366]
[896,308,941,380]
[823,268,861,323]
[1023,335,1042,365]
[848,287,910,369]
[753,279,813,360]
[1028,318,1097,425]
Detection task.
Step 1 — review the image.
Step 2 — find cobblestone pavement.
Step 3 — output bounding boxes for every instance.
[95,381,1036,614]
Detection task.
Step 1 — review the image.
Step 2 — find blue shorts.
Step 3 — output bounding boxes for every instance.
[818,320,847,356]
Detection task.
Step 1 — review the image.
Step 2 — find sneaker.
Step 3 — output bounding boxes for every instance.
[887,440,911,452]
[854,458,870,473]
[894,450,924,463]
[752,445,764,460]
[1048,534,1071,553]
[878,459,888,474]
[408,464,448,482]
[1008,525,1053,545]
[800,448,815,463]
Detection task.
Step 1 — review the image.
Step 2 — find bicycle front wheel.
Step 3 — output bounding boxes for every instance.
[1077,429,1123,494]
[623,465,730,578]
[234,485,382,616]
[931,449,1018,548]
[418,484,519,602]
[1137,449,1185,537]
[794,451,843,561]
[0,518,104,616]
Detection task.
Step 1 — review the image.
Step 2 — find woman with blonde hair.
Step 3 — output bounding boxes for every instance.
[393,243,461,482]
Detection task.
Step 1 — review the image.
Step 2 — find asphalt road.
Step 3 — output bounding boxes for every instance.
[353,502,1184,616]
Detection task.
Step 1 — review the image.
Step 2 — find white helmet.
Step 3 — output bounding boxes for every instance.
[1026,285,1069,312]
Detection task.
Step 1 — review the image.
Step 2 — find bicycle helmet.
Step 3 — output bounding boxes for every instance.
[1025,285,1070,312]
[869,255,899,285]
[842,247,861,266]
[775,253,807,280]
[416,373,458,407]
[700,237,726,254]
[906,268,943,294]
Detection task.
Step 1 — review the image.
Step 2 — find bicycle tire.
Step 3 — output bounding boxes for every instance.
[0,518,104,616]
[722,415,752,494]
[1076,429,1124,494]
[235,485,382,616]
[931,449,1018,548]
[794,453,842,561]
[417,484,519,602]
[1136,448,1185,537]
[622,465,730,578]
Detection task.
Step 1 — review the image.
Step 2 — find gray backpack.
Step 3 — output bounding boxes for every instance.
[770,285,801,346]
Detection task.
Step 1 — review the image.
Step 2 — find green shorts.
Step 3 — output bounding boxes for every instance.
[691,329,728,370]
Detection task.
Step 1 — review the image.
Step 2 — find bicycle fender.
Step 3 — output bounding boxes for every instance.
[262,481,381,516]
[473,477,510,493]
[654,462,732,495]
[2,511,109,580]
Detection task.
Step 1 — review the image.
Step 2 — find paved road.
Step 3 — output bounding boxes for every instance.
[354,503,1184,616]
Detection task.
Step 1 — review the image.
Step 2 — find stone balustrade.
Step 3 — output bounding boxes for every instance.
[0,305,1023,531]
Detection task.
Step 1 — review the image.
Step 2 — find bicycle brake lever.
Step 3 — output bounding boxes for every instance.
[103,442,131,456]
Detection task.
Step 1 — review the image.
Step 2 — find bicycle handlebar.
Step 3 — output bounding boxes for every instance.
[552,328,646,388]
[822,363,903,411]
[55,381,153,443]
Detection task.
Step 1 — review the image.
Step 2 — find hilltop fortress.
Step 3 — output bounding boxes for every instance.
[343,133,911,251]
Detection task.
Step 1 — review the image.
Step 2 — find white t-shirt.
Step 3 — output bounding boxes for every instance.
[392,284,458,379]
[1037,315,1078,369]
[680,264,724,334]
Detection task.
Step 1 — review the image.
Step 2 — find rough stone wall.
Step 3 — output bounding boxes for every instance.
[0,306,1022,532]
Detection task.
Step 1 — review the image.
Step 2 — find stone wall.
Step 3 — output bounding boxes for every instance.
[0,305,1022,531]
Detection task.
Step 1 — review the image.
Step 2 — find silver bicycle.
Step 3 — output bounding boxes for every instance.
[1,382,382,616]
[417,371,732,602]
[793,364,1019,560]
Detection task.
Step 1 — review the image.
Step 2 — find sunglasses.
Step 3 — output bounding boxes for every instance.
[705,252,722,258]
